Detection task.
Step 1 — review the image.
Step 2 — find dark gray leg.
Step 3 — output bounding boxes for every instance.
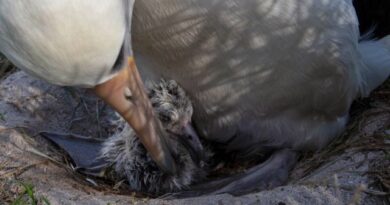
[163,149,298,198]
[40,132,107,176]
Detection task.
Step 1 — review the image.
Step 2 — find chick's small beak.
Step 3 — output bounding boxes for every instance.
[178,122,205,164]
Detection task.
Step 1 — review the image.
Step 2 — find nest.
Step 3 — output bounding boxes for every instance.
[0,57,389,204]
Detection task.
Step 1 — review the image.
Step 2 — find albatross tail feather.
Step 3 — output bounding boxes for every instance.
[358,35,390,97]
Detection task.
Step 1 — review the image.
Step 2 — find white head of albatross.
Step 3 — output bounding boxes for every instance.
[0,0,178,173]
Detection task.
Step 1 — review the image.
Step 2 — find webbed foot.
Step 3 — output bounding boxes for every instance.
[40,132,107,176]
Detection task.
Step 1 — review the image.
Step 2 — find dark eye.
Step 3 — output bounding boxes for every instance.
[159,113,171,122]
[168,88,178,96]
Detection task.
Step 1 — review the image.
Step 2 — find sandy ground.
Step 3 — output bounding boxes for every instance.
[0,70,389,205]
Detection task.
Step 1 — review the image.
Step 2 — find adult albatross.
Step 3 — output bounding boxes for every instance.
[1,0,390,196]
[132,0,390,195]
[0,0,182,174]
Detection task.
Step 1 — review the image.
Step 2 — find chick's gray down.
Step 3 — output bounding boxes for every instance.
[100,80,212,194]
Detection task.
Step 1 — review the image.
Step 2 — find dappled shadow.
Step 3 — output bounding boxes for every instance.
[131,0,362,154]
[0,72,388,204]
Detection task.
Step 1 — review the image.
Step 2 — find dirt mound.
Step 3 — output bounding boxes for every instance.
[0,71,389,205]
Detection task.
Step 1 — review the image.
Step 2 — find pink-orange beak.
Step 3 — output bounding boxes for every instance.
[94,57,177,174]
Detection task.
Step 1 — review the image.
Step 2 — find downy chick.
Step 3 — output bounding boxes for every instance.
[100,80,212,194]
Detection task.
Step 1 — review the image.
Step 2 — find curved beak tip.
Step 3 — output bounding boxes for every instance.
[180,123,205,164]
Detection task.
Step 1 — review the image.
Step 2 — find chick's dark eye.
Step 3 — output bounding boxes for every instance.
[159,113,171,122]
[168,88,178,97]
